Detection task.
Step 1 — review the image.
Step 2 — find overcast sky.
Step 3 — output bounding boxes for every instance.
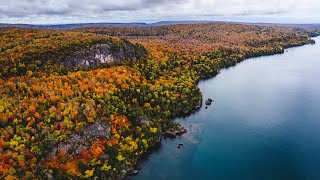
[0,0,319,24]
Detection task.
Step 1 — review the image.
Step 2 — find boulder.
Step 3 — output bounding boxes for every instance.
[205,98,214,106]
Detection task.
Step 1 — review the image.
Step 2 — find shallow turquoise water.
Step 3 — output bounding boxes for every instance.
[133,37,320,180]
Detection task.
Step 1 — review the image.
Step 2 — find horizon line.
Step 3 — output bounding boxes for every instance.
[1,20,320,26]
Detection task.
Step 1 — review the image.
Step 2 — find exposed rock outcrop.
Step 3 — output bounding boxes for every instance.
[163,127,187,138]
[62,40,147,68]
[48,121,111,158]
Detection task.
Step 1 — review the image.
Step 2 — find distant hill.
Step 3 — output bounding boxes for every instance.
[0,23,148,29]
[238,22,320,28]
[150,20,214,26]
[1,21,320,29]
[0,21,214,29]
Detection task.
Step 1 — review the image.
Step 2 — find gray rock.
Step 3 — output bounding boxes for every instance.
[205,98,214,106]
[139,118,150,126]
[62,41,147,68]
[48,121,111,158]
[100,154,110,161]
[132,170,139,175]
[163,128,187,138]
[83,122,110,139]
[46,173,54,180]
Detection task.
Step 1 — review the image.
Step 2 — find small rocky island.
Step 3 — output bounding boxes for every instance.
[205,98,214,106]
[205,98,214,109]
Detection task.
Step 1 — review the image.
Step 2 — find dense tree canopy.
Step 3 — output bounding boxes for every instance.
[0,28,146,78]
[0,23,319,179]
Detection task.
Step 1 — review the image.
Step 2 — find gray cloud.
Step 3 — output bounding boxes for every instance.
[0,0,185,16]
[0,0,319,24]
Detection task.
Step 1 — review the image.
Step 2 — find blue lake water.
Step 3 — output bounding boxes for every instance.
[133,36,320,180]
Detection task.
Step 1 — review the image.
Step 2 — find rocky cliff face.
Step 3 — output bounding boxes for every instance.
[62,40,147,68]
[46,121,111,168]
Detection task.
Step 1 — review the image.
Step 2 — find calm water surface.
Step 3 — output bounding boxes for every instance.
[133,37,320,180]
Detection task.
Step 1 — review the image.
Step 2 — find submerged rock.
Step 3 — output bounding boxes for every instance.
[177,143,184,149]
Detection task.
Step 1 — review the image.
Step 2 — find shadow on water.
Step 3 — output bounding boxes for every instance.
[135,141,163,168]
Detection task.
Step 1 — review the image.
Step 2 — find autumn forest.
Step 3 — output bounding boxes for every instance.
[0,23,319,179]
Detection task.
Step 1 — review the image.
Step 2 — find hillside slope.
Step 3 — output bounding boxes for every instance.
[0,28,147,78]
